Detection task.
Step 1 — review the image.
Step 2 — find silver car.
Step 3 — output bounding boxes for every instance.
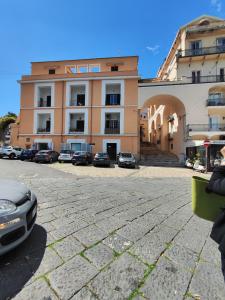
[0,180,37,255]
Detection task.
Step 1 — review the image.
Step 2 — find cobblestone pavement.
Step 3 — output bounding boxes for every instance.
[49,162,210,178]
[0,159,223,300]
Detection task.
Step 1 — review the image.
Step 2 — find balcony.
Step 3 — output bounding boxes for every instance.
[207,98,225,107]
[187,124,225,134]
[105,120,120,134]
[187,75,225,84]
[178,46,225,58]
[69,127,84,134]
[37,128,51,134]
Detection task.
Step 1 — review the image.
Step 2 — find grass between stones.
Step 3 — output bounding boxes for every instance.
[127,264,156,300]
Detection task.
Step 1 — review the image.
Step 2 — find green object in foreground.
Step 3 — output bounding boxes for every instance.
[192,176,225,222]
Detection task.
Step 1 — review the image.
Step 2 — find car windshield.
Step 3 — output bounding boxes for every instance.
[120,153,132,158]
[75,151,86,155]
[22,150,31,154]
[96,153,108,157]
[38,151,50,154]
[60,150,73,154]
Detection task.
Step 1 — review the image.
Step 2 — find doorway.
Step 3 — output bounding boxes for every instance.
[38,143,48,150]
[107,143,117,160]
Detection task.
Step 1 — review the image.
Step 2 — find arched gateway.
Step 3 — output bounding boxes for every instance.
[139,94,186,163]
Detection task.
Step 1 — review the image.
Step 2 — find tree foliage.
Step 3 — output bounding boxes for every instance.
[0,112,17,131]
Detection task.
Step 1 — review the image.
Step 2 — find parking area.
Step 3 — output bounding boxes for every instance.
[49,161,210,179]
[0,159,223,300]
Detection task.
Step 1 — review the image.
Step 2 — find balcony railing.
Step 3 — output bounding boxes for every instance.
[69,127,84,133]
[187,124,225,132]
[105,120,120,134]
[105,94,121,106]
[38,96,51,107]
[37,128,51,133]
[178,46,225,58]
[186,75,225,84]
[207,98,225,106]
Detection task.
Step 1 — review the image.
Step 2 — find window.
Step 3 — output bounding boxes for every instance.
[77,65,88,73]
[105,83,121,105]
[105,113,120,134]
[65,65,76,74]
[37,86,52,107]
[37,113,51,133]
[220,68,225,82]
[70,85,86,106]
[111,65,118,72]
[89,64,100,72]
[48,69,55,74]
[192,71,201,83]
[190,41,202,55]
[69,113,85,133]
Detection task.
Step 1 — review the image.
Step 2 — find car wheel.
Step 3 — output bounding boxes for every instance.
[49,158,53,164]
[9,153,16,160]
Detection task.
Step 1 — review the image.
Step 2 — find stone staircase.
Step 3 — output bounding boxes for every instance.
[139,143,183,167]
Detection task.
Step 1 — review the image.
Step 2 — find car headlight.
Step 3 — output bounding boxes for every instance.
[0,199,17,217]
[119,158,124,162]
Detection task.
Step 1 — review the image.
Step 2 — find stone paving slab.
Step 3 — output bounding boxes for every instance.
[0,160,222,300]
[48,255,98,300]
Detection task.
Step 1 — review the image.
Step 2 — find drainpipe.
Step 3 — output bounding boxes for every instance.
[90,80,93,145]
[61,81,64,149]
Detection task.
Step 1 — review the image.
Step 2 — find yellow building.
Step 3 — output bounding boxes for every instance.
[139,15,225,165]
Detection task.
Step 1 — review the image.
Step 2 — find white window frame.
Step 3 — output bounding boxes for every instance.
[66,81,89,107]
[65,108,88,135]
[101,108,124,135]
[34,83,55,108]
[34,110,54,134]
[101,79,124,106]
[102,139,121,154]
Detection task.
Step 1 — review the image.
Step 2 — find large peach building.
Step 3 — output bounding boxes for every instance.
[12,56,139,160]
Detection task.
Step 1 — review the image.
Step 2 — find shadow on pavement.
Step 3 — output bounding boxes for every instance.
[0,224,47,300]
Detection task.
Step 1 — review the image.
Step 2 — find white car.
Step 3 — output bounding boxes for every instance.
[0,146,23,159]
[58,150,74,163]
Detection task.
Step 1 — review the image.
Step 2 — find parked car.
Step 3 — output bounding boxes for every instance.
[58,150,74,163]
[118,152,136,168]
[34,150,59,163]
[0,146,23,159]
[193,160,206,173]
[20,149,38,161]
[0,180,37,256]
[72,151,93,165]
[93,152,111,167]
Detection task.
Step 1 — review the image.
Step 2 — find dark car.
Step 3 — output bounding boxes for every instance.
[72,151,93,165]
[0,180,37,255]
[93,152,111,167]
[34,150,59,163]
[20,149,38,161]
[118,152,136,168]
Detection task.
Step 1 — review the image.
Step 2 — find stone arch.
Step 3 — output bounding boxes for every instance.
[141,94,186,158]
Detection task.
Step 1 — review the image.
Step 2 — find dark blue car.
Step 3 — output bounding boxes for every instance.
[20,149,38,161]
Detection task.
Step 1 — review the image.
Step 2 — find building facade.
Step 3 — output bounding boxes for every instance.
[12,15,225,166]
[13,56,139,160]
[139,15,225,165]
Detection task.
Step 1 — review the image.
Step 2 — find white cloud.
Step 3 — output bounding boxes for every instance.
[211,0,222,12]
[146,45,160,54]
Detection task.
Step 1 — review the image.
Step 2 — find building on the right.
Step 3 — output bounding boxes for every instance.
[139,15,225,168]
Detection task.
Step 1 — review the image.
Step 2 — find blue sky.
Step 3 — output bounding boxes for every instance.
[0,0,224,116]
